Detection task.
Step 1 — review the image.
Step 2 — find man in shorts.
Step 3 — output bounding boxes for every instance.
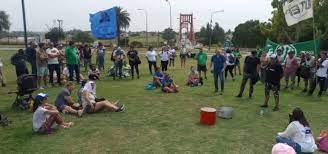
[36,43,49,89]
[196,48,208,79]
[55,82,83,117]
[261,54,283,112]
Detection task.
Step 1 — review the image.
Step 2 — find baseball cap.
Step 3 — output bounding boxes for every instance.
[35,93,49,103]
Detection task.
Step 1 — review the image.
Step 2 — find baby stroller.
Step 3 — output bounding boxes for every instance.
[9,74,38,111]
[107,62,131,78]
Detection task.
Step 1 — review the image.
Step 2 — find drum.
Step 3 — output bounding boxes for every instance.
[200,107,216,125]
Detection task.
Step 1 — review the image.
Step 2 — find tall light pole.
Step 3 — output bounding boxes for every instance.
[21,0,28,49]
[165,0,172,29]
[209,10,224,52]
[137,9,148,47]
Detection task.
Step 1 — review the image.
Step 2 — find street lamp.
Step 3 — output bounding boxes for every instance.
[209,10,224,52]
[137,9,148,47]
[165,0,172,29]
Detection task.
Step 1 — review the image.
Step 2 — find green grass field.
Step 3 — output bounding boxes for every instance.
[0,50,327,153]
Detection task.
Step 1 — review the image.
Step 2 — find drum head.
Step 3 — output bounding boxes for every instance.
[201,107,216,112]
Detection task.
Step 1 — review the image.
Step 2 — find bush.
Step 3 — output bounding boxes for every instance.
[130,41,143,48]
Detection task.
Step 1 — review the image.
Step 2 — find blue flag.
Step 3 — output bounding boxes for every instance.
[90,7,117,39]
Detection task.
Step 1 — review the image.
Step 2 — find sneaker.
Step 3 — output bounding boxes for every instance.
[115,104,125,112]
[214,91,219,96]
[273,107,280,112]
[77,110,83,117]
[260,104,268,108]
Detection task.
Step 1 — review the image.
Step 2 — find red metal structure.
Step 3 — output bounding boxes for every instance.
[179,14,195,46]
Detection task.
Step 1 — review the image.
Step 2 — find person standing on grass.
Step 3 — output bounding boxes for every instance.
[160,46,170,72]
[146,46,158,75]
[261,54,283,112]
[57,44,65,72]
[113,47,125,80]
[233,48,242,76]
[55,82,83,117]
[0,57,6,87]
[36,43,49,89]
[224,49,236,81]
[209,49,226,95]
[307,51,328,97]
[300,52,316,93]
[180,45,188,68]
[127,46,140,79]
[82,44,92,72]
[46,43,61,86]
[169,46,176,67]
[11,49,29,78]
[260,51,269,83]
[236,50,260,98]
[284,51,299,90]
[96,42,105,72]
[33,93,73,134]
[65,41,80,83]
[196,48,208,79]
[25,42,38,75]
[277,49,284,65]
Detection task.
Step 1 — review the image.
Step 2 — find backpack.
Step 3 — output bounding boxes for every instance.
[228,54,235,64]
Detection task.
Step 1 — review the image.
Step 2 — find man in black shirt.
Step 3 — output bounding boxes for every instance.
[236,50,260,98]
[127,46,140,79]
[83,44,92,72]
[261,54,283,111]
[11,49,29,78]
[25,42,38,75]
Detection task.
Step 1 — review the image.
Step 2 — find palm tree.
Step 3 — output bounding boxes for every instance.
[116,7,130,46]
[0,11,10,33]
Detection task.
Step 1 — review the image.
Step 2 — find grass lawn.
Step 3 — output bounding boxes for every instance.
[0,50,327,153]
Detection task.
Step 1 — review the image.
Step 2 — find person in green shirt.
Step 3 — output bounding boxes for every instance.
[233,48,242,75]
[196,48,208,79]
[65,41,80,83]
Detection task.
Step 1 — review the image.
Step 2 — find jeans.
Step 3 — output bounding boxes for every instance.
[130,62,139,78]
[225,65,234,79]
[148,61,157,74]
[214,71,224,92]
[67,64,80,83]
[114,61,123,79]
[98,55,104,71]
[48,64,61,84]
[238,73,255,97]
[161,60,168,72]
[308,76,327,96]
[276,136,302,154]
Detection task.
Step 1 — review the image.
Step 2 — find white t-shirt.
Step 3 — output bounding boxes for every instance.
[278,121,317,153]
[63,67,70,78]
[225,53,235,66]
[0,57,3,68]
[146,50,158,62]
[180,48,187,55]
[46,48,59,64]
[169,49,176,59]
[32,106,49,132]
[161,51,169,61]
[316,59,328,78]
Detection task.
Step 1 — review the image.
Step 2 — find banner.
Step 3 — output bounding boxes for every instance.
[265,39,320,60]
[90,7,117,39]
[283,0,313,26]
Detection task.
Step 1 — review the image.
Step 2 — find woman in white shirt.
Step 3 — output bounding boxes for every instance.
[160,47,170,72]
[276,107,317,154]
[224,49,235,81]
[146,47,158,75]
[308,52,328,97]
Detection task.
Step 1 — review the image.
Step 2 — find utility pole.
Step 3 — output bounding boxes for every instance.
[165,0,172,29]
[21,0,28,49]
[57,19,63,44]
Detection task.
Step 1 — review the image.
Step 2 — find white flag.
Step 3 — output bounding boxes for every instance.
[283,0,313,26]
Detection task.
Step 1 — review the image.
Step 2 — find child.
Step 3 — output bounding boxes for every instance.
[88,64,100,80]
[0,57,5,87]
[153,67,164,87]
[162,73,179,93]
[33,93,73,134]
[186,66,203,87]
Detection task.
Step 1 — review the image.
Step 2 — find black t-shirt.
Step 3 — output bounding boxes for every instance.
[127,50,138,61]
[265,63,283,85]
[83,47,92,59]
[25,47,36,62]
[244,56,260,74]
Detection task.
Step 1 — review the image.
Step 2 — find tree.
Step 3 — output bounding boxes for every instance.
[232,20,266,48]
[0,11,10,38]
[45,27,65,43]
[195,22,225,46]
[162,28,176,44]
[72,30,95,43]
[116,7,131,46]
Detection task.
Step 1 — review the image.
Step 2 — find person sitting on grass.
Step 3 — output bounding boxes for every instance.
[33,93,73,134]
[186,66,203,87]
[81,77,125,114]
[55,82,83,117]
[153,67,164,87]
[88,64,100,80]
[162,73,179,93]
[276,107,317,154]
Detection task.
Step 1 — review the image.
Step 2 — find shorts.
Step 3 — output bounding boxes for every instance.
[56,104,68,112]
[197,64,207,72]
[180,54,187,59]
[37,66,49,77]
[265,82,280,98]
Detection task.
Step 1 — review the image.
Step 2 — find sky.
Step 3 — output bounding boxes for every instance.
[0,0,273,32]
